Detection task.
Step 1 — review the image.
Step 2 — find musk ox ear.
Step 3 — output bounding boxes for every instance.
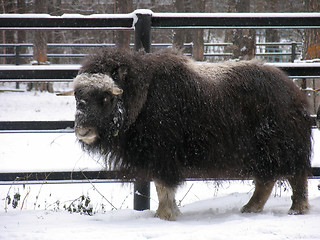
[111,86,123,95]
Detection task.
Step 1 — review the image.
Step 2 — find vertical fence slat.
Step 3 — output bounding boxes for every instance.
[291,42,297,63]
[134,12,152,53]
[133,11,152,211]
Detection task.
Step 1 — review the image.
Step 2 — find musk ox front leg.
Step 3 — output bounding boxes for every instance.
[154,181,181,221]
[241,177,275,213]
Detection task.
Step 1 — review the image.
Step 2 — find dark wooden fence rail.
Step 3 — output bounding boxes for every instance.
[1,62,320,80]
[1,11,320,211]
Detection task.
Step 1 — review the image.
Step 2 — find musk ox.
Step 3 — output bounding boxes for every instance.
[74,48,312,220]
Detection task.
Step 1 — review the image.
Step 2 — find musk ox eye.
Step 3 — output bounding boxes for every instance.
[77,99,86,109]
[103,97,110,103]
[101,94,114,105]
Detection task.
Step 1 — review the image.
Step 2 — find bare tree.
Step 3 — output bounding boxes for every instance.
[303,1,320,60]
[1,0,15,64]
[29,0,53,92]
[191,0,205,61]
[231,0,256,60]
[17,0,26,46]
[302,0,320,114]
[173,0,185,49]
[173,0,205,61]
[114,0,133,50]
[265,0,280,62]
[33,0,48,65]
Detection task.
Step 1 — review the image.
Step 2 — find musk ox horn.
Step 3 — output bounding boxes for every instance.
[112,87,123,95]
[56,90,74,96]
[73,73,123,96]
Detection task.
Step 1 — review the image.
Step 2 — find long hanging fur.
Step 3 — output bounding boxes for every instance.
[75,48,312,188]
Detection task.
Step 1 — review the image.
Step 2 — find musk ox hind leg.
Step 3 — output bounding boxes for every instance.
[154,181,181,221]
[287,172,309,215]
[241,178,275,213]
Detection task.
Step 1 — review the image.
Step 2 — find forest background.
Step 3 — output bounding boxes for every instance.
[1,0,320,113]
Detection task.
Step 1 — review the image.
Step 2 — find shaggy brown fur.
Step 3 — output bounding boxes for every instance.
[74,48,312,219]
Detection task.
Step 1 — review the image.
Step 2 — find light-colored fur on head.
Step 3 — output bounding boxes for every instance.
[73,73,123,95]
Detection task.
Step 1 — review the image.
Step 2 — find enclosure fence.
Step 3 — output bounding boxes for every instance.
[0,10,320,211]
[0,42,302,64]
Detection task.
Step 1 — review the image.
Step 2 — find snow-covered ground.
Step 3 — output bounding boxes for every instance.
[0,88,320,240]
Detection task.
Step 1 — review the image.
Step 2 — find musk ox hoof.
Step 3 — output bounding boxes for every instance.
[155,204,181,221]
[155,208,181,221]
[288,197,309,215]
[241,204,263,214]
[288,204,309,215]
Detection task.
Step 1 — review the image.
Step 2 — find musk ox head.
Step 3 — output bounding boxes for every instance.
[73,48,151,153]
[74,48,150,155]
[74,72,124,149]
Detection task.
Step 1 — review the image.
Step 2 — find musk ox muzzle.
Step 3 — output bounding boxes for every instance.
[75,126,99,145]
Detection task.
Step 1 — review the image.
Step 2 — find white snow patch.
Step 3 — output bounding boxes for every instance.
[152,12,320,18]
[1,181,320,240]
[0,64,81,71]
[132,9,153,29]
[0,13,134,19]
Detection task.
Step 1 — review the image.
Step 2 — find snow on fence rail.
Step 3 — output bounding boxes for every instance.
[1,10,320,211]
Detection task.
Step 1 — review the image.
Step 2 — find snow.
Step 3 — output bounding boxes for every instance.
[0,89,320,239]
[266,62,320,68]
[132,9,154,29]
[0,91,75,121]
[0,64,81,71]
[152,12,320,19]
[1,182,320,240]
[0,13,134,19]
[3,62,320,72]
[2,12,320,19]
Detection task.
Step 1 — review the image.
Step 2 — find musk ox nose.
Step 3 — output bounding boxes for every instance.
[75,126,99,145]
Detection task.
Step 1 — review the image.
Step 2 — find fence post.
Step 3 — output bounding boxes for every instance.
[291,42,297,63]
[133,10,152,211]
[134,10,152,52]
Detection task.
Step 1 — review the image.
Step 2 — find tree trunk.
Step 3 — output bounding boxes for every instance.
[232,0,256,60]
[173,0,186,49]
[265,0,280,62]
[302,0,320,114]
[114,0,133,50]
[33,0,48,65]
[303,0,320,60]
[173,0,205,60]
[33,32,48,64]
[2,0,15,64]
[17,0,26,46]
[29,0,53,92]
[15,0,26,89]
[191,0,205,61]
